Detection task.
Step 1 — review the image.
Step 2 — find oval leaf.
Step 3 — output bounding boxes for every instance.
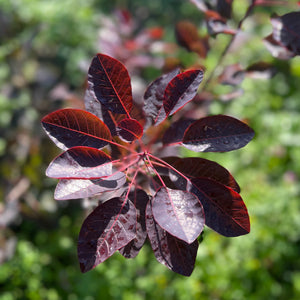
[152,187,204,244]
[54,171,126,200]
[42,108,112,150]
[182,115,254,152]
[78,197,136,273]
[117,118,143,142]
[146,200,198,276]
[164,69,204,117]
[46,146,112,179]
[88,53,133,115]
[143,68,180,127]
[191,177,250,237]
[119,190,149,258]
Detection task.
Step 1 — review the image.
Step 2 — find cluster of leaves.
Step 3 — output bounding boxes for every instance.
[42,53,254,276]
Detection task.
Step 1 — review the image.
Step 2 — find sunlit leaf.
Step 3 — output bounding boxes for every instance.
[42,109,112,150]
[182,115,254,152]
[78,197,136,272]
[152,187,204,244]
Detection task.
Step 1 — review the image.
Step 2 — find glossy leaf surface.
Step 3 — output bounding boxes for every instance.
[117,118,143,142]
[46,146,112,179]
[143,68,180,126]
[163,70,203,117]
[88,53,133,115]
[119,190,149,258]
[146,201,198,276]
[78,197,136,272]
[152,187,204,244]
[182,115,254,152]
[54,172,126,200]
[191,178,250,237]
[42,109,112,150]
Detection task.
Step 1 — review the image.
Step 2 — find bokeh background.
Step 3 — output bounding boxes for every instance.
[1,0,300,299]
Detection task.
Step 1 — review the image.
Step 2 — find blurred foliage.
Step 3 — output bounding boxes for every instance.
[1,0,300,299]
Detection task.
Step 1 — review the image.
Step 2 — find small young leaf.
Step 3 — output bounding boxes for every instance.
[143,68,180,126]
[88,53,133,115]
[152,187,205,244]
[42,109,112,150]
[54,172,126,200]
[164,69,204,117]
[182,115,254,152]
[46,146,112,179]
[117,118,143,142]
[78,197,136,272]
[119,190,149,258]
[146,201,198,276]
[191,178,250,237]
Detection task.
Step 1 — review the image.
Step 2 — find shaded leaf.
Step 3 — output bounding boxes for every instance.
[191,178,250,237]
[152,187,204,244]
[162,118,195,145]
[46,146,112,179]
[88,53,133,115]
[182,115,254,152]
[117,118,143,142]
[78,197,136,272]
[217,0,233,19]
[143,68,180,127]
[164,69,204,117]
[246,62,277,80]
[54,172,126,200]
[41,109,112,150]
[146,200,198,276]
[119,190,149,258]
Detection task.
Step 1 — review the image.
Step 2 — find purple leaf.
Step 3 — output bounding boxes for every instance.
[162,118,195,145]
[152,187,205,244]
[46,146,112,179]
[143,68,180,127]
[191,177,250,237]
[41,109,112,150]
[119,189,149,258]
[54,171,126,200]
[88,53,133,115]
[78,197,136,272]
[146,201,198,276]
[117,118,143,142]
[171,157,240,193]
[163,69,204,117]
[182,115,254,152]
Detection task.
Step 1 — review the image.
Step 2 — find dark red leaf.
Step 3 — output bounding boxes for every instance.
[117,118,143,142]
[172,157,240,193]
[191,178,250,237]
[162,118,195,145]
[270,12,300,56]
[146,200,198,276]
[54,172,126,200]
[152,187,204,244]
[41,109,112,150]
[88,53,133,115]
[163,69,204,117]
[182,115,254,152]
[78,197,136,272]
[46,146,112,179]
[143,68,180,127]
[119,190,149,258]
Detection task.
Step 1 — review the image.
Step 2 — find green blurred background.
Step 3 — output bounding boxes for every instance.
[1,0,300,299]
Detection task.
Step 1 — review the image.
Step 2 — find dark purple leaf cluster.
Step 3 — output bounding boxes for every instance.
[42,53,254,276]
